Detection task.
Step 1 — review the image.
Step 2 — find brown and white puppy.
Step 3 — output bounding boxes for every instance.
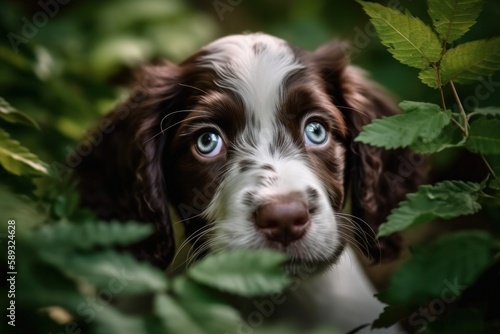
[76,32,421,286]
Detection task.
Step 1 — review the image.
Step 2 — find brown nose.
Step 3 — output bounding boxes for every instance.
[255,197,310,246]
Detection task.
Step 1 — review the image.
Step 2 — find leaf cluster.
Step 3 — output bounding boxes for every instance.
[3,188,295,334]
[358,0,500,332]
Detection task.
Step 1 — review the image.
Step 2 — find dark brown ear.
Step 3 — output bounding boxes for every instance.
[311,41,426,261]
[75,61,187,269]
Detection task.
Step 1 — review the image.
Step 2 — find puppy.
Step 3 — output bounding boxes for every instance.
[76,33,423,331]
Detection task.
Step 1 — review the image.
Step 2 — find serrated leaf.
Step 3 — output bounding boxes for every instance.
[17,239,83,309]
[177,301,242,334]
[92,304,164,334]
[377,231,499,305]
[45,250,169,294]
[358,1,441,69]
[0,97,39,129]
[465,117,500,154]
[155,295,207,334]
[411,122,466,153]
[355,104,451,149]
[418,67,438,88]
[378,181,482,237]
[0,128,48,176]
[434,38,500,87]
[428,0,485,44]
[172,277,243,333]
[173,277,228,305]
[33,220,153,251]
[469,106,500,118]
[188,249,289,297]
[399,102,452,142]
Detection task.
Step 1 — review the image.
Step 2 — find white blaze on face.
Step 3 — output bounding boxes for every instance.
[199,33,342,270]
[200,33,304,142]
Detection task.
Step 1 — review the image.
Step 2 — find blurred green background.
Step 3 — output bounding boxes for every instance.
[2,0,500,174]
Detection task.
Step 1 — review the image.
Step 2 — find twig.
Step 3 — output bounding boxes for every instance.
[450,80,468,137]
[481,154,497,178]
[432,65,465,131]
[433,65,447,110]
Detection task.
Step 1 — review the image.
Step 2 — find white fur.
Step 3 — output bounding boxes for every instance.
[201,33,303,141]
[173,33,400,333]
[199,33,342,272]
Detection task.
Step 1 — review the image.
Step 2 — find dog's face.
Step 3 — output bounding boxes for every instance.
[167,34,348,274]
[77,33,422,273]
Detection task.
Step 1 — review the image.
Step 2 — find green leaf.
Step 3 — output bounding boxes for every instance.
[177,301,242,334]
[172,277,243,333]
[378,181,482,237]
[418,67,438,88]
[377,231,499,305]
[489,177,500,191]
[358,1,441,69]
[0,128,49,176]
[46,250,169,294]
[188,249,289,297]
[33,220,153,251]
[428,0,485,44]
[422,38,500,87]
[469,106,500,118]
[465,117,500,154]
[154,295,207,334]
[17,239,83,309]
[92,304,164,334]
[410,122,466,153]
[173,277,228,305]
[0,185,46,231]
[355,102,451,149]
[0,97,39,129]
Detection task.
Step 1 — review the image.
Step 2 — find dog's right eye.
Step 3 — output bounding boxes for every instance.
[196,132,223,157]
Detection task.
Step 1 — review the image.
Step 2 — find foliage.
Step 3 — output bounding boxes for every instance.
[2,183,292,333]
[359,0,500,332]
[2,0,500,333]
[0,1,309,333]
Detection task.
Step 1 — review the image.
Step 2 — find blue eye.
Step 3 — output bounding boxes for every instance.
[196,132,223,157]
[304,122,327,145]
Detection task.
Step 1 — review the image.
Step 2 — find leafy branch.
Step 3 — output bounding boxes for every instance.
[358,0,500,332]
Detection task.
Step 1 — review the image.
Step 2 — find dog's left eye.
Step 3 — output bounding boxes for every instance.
[196,132,223,157]
[304,122,327,145]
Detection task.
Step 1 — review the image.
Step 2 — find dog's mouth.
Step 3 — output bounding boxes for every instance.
[276,241,347,277]
[284,251,344,277]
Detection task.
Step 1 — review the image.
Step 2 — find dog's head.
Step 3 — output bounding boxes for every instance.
[76,33,422,275]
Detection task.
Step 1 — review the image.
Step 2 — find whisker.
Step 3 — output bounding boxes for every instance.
[178,83,209,95]
[145,115,206,143]
[170,226,217,272]
[171,211,205,226]
[336,212,378,242]
[159,109,207,134]
[335,214,379,260]
[335,104,371,118]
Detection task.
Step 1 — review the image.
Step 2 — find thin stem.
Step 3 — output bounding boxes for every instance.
[432,64,465,131]
[481,154,497,178]
[433,65,447,110]
[450,114,466,132]
[450,80,468,137]
[479,191,500,200]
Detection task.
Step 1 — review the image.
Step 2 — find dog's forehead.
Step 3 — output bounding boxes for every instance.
[199,33,304,131]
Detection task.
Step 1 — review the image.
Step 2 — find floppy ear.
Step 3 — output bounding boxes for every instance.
[311,42,425,261]
[75,61,187,269]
